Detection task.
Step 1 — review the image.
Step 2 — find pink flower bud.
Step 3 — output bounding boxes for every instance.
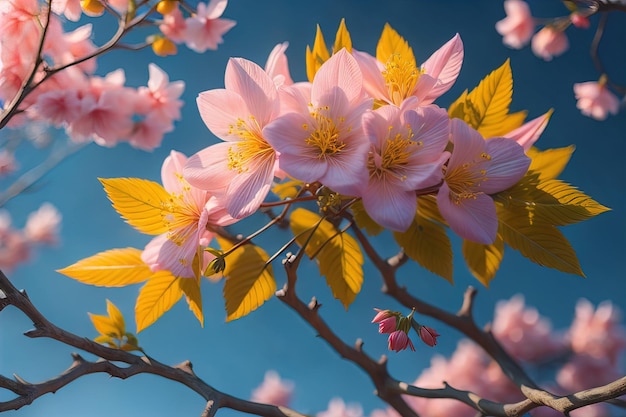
[570,13,590,29]
[388,330,415,352]
[419,326,440,347]
[531,26,569,61]
[372,308,394,323]
[378,317,397,334]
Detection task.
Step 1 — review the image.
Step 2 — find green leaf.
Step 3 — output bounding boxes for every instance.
[57,248,152,287]
[290,208,363,308]
[218,237,276,322]
[448,59,526,138]
[498,206,585,276]
[462,235,504,287]
[393,212,453,283]
[100,178,171,235]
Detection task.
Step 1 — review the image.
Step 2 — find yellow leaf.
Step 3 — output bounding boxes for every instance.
[135,271,183,332]
[100,177,170,235]
[57,248,152,287]
[271,178,304,200]
[498,206,584,276]
[462,235,504,287]
[376,23,415,67]
[448,60,526,138]
[178,277,204,327]
[290,208,364,308]
[217,237,276,322]
[306,24,330,82]
[333,18,352,53]
[528,145,575,181]
[351,200,384,236]
[89,299,125,339]
[393,213,453,283]
[417,195,447,225]
[496,173,610,226]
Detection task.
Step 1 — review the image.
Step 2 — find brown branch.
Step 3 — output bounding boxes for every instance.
[0,271,307,417]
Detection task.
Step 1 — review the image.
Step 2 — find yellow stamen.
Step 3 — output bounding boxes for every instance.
[304,107,348,158]
[382,53,422,105]
[444,152,492,204]
[226,116,275,173]
[368,126,419,181]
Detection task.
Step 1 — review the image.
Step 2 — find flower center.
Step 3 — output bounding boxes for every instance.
[368,126,421,181]
[444,152,492,204]
[227,116,275,173]
[382,53,422,105]
[304,106,349,158]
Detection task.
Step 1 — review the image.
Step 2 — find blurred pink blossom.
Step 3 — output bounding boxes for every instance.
[495,0,535,49]
[531,27,569,61]
[23,203,62,245]
[570,13,590,29]
[318,398,363,417]
[159,8,187,43]
[491,295,565,362]
[0,149,18,175]
[557,353,621,393]
[0,211,31,271]
[250,371,294,407]
[184,0,236,53]
[567,299,626,364]
[573,81,620,121]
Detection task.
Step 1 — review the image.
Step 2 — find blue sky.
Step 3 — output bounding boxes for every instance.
[1,1,625,416]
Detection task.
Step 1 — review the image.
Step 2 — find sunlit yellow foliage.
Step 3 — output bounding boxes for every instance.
[217,237,276,322]
[289,208,363,309]
[306,19,353,82]
[89,300,142,352]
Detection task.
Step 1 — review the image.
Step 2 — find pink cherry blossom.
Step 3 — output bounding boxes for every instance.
[184,0,236,53]
[573,81,620,121]
[372,308,395,323]
[557,353,621,393]
[136,63,185,121]
[160,8,187,43]
[23,203,62,245]
[318,398,363,417]
[570,13,590,29]
[0,211,30,271]
[353,34,463,107]
[50,0,82,21]
[504,110,552,152]
[531,26,569,61]
[142,151,236,278]
[495,0,535,49]
[360,102,449,231]
[250,371,294,407]
[264,49,373,197]
[418,325,440,347]
[184,57,280,219]
[567,299,626,364]
[388,330,415,352]
[437,119,530,244]
[265,42,294,87]
[491,295,565,362]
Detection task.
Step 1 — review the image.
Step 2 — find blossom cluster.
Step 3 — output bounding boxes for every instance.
[0,203,61,271]
[495,0,621,120]
[252,297,626,417]
[0,0,237,150]
[180,24,549,247]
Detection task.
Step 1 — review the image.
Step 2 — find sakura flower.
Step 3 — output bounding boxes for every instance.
[159,7,187,43]
[557,353,622,393]
[495,0,535,49]
[574,80,620,121]
[51,0,82,21]
[250,371,294,407]
[184,0,236,53]
[353,29,463,107]
[318,398,363,417]
[388,330,415,352]
[136,63,185,121]
[491,295,564,362]
[142,151,236,278]
[0,229,30,271]
[360,102,449,231]
[265,42,294,88]
[184,57,280,219]
[531,26,569,61]
[23,203,62,245]
[570,13,590,29]
[567,299,626,364]
[264,49,373,196]
[437,119,530,244]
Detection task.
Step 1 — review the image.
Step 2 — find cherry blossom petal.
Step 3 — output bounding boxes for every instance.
[197,89,249,139]
[419,33,464,104]
[312,49,363,105]
[481,138,530,193]
[362,179,417,231]
[225,58,278,124]
[183,142,238,195]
